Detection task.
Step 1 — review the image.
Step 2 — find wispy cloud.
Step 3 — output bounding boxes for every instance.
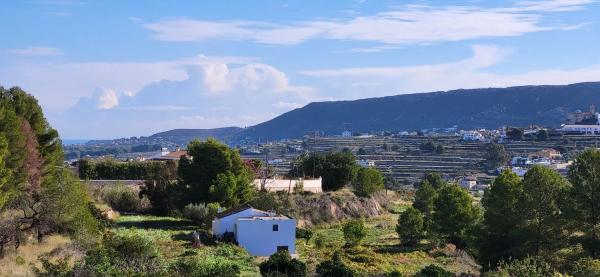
[143,1,593,46]
[7,46,63,56]
[299,44,600,100]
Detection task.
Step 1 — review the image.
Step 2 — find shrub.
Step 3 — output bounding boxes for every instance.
[313,233,326,248]
[342,219,367,247]
[170,256,240,277]
[396,207,425,246]
[100,183,143,212]
[483,256,554,277]
[316,251,356,277]
[414,264,453,277]
[353,167,384,197]
[33,256,73,277]
[259,250,307,277]
[571,257,600,277]
[293,181,304,194]
[386,270,403,277]
[74,233,167,276]
[183,203,221,227]
[296,228,313,240]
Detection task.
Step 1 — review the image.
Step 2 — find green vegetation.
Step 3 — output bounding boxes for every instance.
[0,86,99,257]
[353,167,384,197]
[396,207,425,246]
[178,138,255,207]
[342,219,367,247]
[78,158,177,180]
[484,143,509,170]
[259,250,307,277]
[289,151,358,191]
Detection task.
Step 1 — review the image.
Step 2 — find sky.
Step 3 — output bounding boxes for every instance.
[1,0,600,139]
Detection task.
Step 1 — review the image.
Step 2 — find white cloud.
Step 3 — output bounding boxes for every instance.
[24,56,315,138]
[7,47,63,56]
[300,44,600,100]
[97,88,119,109]
[142,1,593,46]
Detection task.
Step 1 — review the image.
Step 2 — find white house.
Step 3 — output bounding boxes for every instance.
[459,177,477,190]
[357,159,375,167]
[341,130,352,137]
[462,131,484,141]
[253,177,322,193]
[558,124,600,135]
[212,204,296,256]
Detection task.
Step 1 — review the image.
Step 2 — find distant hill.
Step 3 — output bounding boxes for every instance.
[238,82,600,140]
[150,127,243,144]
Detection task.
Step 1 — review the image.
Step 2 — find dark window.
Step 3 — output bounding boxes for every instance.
[272,224,279,231]
[277,246,288,252]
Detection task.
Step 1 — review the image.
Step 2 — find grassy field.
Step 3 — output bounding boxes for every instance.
[113,215,261,276]
[298,213,479,276]
[0,235,74,277]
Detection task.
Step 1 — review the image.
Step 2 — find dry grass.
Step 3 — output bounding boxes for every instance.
[0,235,74,277]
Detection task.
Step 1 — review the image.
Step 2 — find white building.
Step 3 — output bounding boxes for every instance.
[459,177,477,190]
[341,130,352,137]
[462,131,484,141]
[252,177,322,193]
[357,159,375,167]
[558,125,600,135]
[212,204,296,256]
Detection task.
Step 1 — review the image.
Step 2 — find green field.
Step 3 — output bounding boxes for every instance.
[112,212,478,276]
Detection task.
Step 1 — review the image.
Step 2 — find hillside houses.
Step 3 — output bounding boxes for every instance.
[212,204,296,256]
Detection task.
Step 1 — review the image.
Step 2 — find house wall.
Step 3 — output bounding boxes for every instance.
[252,177,322,193]
[236,218,296,256]
[211,209,268,236]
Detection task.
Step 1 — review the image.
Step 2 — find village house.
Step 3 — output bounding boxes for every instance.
[150,147,189,161]
[459,176,477,190]
[211,204,296,257]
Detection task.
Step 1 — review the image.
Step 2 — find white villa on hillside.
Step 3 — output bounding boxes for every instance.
[252,177,322,193]
[212,204,296,256]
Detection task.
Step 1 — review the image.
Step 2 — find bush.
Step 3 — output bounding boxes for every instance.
[342,219,367,247]
[170,256,240,277]
[316,251,356,277]
[100,183,144,213]
[313,233,326,248]
[74,233,167,276]
[414,264,452,277]
[396,207,425,246]
[483,256,554,277]
[259,250,307,277]
[33,256,73,277]
[183,203,221,227]
[353,167,384,197]
[571,257,600,277]
[296,228,313,240]
[386,270,403,277]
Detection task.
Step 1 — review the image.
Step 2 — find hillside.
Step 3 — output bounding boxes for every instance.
[239,82,600,140]
[151,127,243,140]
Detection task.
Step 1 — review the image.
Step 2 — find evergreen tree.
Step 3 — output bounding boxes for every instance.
[178,138,255,207]
[568,149,600,258]
[412,180,437,218]
[479,170,525,268]
[519,165,570,257]
[353,167,384,197]
[396,207,425,246]
[432,184,480,247]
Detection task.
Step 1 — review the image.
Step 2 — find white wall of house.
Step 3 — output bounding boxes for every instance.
[211,208,271,236]
[252,177,322,193]
[236,217,296,256]
[460,179,477,190]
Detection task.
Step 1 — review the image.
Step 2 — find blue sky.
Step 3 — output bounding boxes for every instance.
[1,0,599,139]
